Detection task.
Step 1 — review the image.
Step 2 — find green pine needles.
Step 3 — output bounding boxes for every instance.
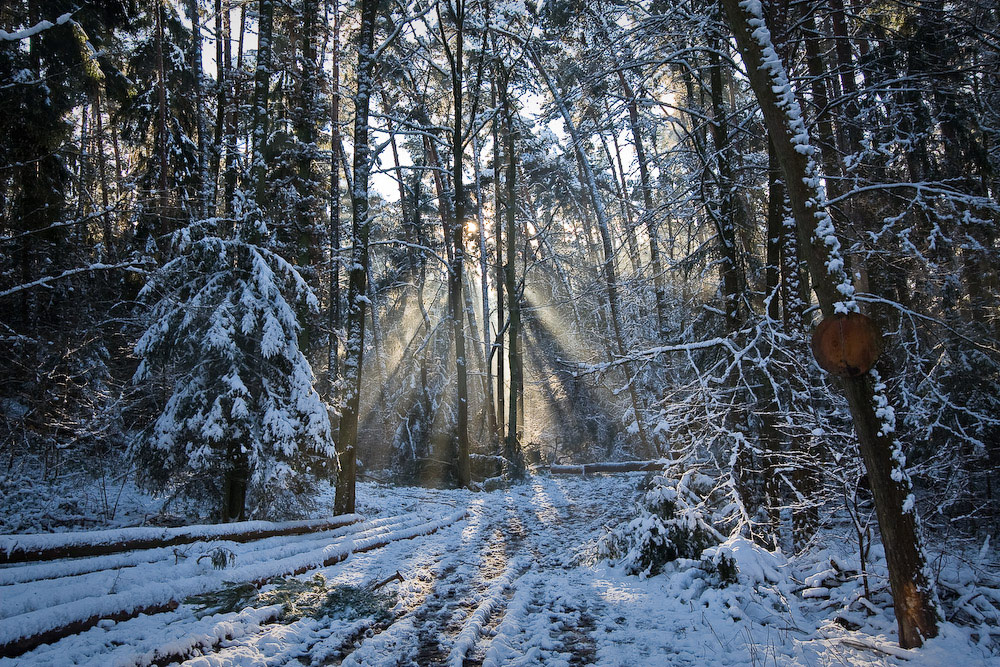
[185,574,396,624]
[599,473,737,583]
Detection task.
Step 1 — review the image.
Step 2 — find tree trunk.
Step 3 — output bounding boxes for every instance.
[328,0,342,394]
[94,93,113,255]
[155,1,169,233]
[473,133,498,443]
[720,0,939,647]
[222,441,248,522]
[618,71,667,337]
[335,0,378,515]
[251,0,274,214]
[499,77,524,473]
[761,138,785,545]
[492,80,506,446]
[223,5,245,215]
[707,42,744,332]
[440,0,472,488]
[211,0,226,215]
[77,102,90,220]
[186,0,209,218]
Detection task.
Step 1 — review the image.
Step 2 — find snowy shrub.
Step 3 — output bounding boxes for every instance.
[599,472,736,582]
[702,536,784,586]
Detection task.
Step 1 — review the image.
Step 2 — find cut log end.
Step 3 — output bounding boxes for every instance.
[812,312,882,378]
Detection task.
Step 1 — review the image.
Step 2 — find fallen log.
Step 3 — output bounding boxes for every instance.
[0,514,364,564]
[0,601,181,660]
[549,460,664,475]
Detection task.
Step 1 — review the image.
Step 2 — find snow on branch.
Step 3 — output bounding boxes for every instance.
[578,337,735,374]
[0,13,74,41]
[0,261,151,300]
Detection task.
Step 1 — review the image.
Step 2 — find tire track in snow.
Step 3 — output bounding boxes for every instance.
[328,496,531,667]
[470,475,624,666]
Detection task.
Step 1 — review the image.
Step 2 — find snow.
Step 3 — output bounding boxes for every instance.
[1,475,997,666]
[0,13,73,41]
[702,536,785,585]
[737,0,858,315]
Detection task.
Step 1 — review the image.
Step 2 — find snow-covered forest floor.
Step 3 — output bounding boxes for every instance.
[1,472,998,666]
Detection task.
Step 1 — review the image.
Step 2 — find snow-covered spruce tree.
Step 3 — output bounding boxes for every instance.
[132,212,334,521]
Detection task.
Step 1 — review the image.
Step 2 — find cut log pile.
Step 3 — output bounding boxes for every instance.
[0,510,467,659]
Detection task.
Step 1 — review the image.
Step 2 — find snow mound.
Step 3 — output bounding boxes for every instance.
[702,536,786,585]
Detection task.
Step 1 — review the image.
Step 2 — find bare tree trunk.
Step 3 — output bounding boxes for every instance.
[472,133,498,443]
[155,1,169,234]
[439,0,472,488]
[186,0,209,218]
[761,138,785,545]
[500,75,523,472]
[223,5,245,215]
[528,47,653,460]
[76,102,89,220]
[720,0,939,647]
[492,81,506,446]
[618,71,667,337]
[250,0,273,214]
[328,0,342,393]
[335,0,378,514]
[94,93,113,255]
[707,42,744,332]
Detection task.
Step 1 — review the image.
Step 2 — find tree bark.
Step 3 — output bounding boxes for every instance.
[223,5,245,215]
[94,93,113,254]
[439,0,472,488]
[251,0,274,214]
[186,0,209,218]
[500,76,523,473]
[155,1,169,233]
[472,133,498,443]
[492,79,506,446]
[328,0,342,393]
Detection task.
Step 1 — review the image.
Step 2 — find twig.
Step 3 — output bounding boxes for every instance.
[373,570,405,590]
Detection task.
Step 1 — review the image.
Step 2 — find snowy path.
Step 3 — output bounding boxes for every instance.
[2,475,986,666]
[182,475,625,667]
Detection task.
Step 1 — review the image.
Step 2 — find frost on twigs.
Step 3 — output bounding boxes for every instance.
[196,546,237,570]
